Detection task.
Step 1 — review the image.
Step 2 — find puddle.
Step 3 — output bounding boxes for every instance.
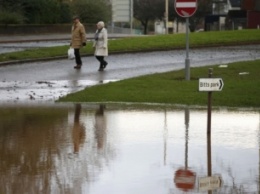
[0,80,117,102]
[0,104,259,194]
[0,40,68,54]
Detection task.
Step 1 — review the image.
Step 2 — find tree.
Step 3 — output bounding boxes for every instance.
[21,0,64,24]
[191,0,212,31]
[134,0,165,34]
[0,0,111,25]
[0,0,26,24]
[70,0,111,24]
[133,0,202,33]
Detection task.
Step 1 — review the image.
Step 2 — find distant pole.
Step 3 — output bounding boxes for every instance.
[165,0,169,34]
[185,17,190,80]
[130,0,133,34]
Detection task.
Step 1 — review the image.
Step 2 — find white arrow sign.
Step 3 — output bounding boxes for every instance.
[198,175,222,191]
[199,78,224,92]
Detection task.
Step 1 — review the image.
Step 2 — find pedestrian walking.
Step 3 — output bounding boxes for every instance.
[93,21,108,71]
[70,15,86,69]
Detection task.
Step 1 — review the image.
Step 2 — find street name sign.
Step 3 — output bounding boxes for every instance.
[112,0,131,22]
[174,0,198,17]
[199,78,224,92]
[198,175,222,191]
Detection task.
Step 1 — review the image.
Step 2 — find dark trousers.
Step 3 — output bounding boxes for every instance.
[95,56,107,67]
[74,48,82,65]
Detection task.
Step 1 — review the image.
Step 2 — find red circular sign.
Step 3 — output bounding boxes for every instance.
[175,0,198,17]
[174,169,196,191]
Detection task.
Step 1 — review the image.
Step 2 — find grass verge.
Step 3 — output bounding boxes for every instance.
[58,60,260,108]
[0,29,260,63]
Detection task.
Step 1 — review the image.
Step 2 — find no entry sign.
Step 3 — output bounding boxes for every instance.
[174,169,196,191]
[175,0,198,17]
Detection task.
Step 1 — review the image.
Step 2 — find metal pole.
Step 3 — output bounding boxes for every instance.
[207,133,212,194]
[163,109,168,166]
[207,68,213,134]
[206,0,213,184]
[165,0,169,34]
[207,68,213,194]
[185,17,190,80]
[184,107,190,169]
[258,113,260,194]
[130,0,133,34]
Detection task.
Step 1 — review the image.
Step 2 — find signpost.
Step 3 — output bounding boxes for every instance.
[175,0,198,17]
[199,175,222,192]
[174,109,196,192]
[198,69,224,192]
[174,0,197,80]
[198,68,224,134]
[174,169,196,191]
[199,78,224,92]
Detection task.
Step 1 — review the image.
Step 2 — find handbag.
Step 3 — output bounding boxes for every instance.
[68,47,75,59]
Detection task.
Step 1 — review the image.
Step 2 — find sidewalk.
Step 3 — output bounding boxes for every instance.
[0,33,142,43]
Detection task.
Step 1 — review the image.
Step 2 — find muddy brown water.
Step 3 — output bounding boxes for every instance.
[0,45,260,193]
[0,103,259,194]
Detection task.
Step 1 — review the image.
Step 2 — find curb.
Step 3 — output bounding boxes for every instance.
[1,42,260,66]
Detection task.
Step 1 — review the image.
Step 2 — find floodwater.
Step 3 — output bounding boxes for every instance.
[1,44,260,193]
[0,103,259,194]
[0,40,69,54]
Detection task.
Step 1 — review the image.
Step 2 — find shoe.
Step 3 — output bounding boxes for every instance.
[103,61,108,69]
[98,64,104,71]
[74,64,82,69]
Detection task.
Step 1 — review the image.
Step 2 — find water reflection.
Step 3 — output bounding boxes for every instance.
[94,104,107,149]
[73,104,86,153]
[0,104,259,194]
[0,106,68,193]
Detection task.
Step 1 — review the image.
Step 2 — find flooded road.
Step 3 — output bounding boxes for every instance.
[0,104,259,194]
[0,40,69,54]
[0,45,260,103]
[0,44,260,193]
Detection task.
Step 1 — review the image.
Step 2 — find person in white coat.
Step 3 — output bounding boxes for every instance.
[93,21,108,71]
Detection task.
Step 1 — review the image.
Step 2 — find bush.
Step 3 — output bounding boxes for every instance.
[0,10,25,24]
[19,0,72,24]
[70,0,111,24]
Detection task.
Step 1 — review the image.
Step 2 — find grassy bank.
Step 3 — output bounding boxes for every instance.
[0,29,260,63]
[58,60,260,108]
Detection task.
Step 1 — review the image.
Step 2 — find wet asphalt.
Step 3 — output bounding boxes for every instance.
[0,42,260,103]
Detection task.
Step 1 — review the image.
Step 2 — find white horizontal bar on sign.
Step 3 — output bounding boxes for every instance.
[176,2,196,8]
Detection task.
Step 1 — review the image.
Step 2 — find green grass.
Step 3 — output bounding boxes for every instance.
[58,60,260,108]
[2,29,259,107]
[1,29,260,63]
